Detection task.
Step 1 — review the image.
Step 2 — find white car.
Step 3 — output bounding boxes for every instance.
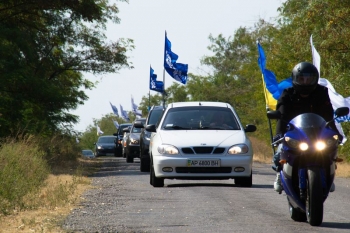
[146,101,256,187]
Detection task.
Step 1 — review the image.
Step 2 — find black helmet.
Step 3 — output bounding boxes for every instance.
[292,62,319,95]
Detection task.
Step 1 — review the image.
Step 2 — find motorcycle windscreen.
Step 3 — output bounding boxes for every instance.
[289,113,326,141]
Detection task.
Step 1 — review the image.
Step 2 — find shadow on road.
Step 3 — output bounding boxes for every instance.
[321,222,350,229]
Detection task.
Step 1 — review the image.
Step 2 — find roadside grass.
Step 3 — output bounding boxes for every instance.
[0,158,102,232]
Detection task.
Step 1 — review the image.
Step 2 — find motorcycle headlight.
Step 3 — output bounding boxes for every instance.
[157,144,179,155]
[299,142,309,151]
[285,137,309,151]
[315,141,326,150]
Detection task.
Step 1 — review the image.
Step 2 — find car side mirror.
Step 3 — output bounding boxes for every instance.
[145,124,156,132]
[244,124,257,133]
[134,121,144,128]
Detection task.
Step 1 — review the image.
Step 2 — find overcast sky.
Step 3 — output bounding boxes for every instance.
[71,0,285,132]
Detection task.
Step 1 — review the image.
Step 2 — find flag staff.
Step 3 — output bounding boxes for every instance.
[162,68,165,108]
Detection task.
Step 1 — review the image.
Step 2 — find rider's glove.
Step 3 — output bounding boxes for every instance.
[273,134,283,143]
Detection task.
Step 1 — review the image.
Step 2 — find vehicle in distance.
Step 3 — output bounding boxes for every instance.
[81,149,95,159]
[94,135,118,157]
[134,106,164,172]
[147,101,257,187]
[122,126,131,158]
[114,123,132,156]
[124,118,146,163]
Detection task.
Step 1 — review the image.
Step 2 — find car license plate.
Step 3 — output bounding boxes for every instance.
[106,153,114,156]
[187,159,220,167]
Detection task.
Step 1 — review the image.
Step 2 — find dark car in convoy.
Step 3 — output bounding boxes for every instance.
[134,106,164,172]
[124,118,146,163]
[94,135,118,157]
[114,123,132,156]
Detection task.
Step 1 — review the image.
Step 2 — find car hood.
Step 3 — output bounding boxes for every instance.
[158,130,247,147]
[130,133,141,139]
[97,142,115,147]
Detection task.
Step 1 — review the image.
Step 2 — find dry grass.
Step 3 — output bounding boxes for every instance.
[0,158,102,233]
[250,137,274,164]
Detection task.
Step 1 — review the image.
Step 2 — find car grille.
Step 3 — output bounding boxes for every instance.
[175,167,232,173]
[181,147,225,154]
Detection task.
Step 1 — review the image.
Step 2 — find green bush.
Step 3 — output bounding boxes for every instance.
[0,136,50,215]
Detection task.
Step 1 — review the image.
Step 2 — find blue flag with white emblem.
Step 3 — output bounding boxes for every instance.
[164,32,188,84]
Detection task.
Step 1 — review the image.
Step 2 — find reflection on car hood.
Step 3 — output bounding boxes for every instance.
[97,142,115,147]
[130,133,141,139]
[158,130,246,147]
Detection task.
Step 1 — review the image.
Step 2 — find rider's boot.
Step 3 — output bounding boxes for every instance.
[274,172,283,193]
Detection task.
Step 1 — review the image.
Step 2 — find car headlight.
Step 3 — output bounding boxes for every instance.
[130,137,139,145]
[228,144,249,154]
[157,144,179,155]
[97,146,102,149]
[145,132,151,141]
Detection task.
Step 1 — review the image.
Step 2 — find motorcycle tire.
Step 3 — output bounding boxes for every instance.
[306,167,324,226]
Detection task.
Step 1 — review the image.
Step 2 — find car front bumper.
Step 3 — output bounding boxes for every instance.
[152,155,252,179]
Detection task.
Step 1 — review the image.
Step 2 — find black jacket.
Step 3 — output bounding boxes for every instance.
[276,84,340,138]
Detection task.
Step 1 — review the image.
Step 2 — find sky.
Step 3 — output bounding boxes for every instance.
[71,0,285,132]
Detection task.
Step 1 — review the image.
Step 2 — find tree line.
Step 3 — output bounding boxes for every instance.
[2,0,350,159]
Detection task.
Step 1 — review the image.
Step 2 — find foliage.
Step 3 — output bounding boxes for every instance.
[0,0,133,137]
[0,136,50,215]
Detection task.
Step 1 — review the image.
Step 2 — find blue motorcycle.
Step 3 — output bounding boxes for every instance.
[267,107,349,226]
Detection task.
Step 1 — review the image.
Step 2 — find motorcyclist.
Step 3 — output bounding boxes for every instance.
[272,62,342,193]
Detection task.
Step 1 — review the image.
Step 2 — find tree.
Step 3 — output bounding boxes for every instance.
[0,0,133,137]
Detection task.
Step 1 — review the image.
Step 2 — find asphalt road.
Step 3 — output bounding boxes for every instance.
[62,157,350,233]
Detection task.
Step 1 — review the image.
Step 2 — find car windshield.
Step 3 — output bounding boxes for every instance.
[148,109,163,125]
[161,106,240,130]
[98,137,116,143]
[132,127,141,133]
[118,125,131,135]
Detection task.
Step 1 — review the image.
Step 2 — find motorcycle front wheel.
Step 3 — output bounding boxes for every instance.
[306,167,324,226]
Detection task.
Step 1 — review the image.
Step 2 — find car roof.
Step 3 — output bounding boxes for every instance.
[119,123,132,126]
[168,101,231,108]
[150,105,164,110]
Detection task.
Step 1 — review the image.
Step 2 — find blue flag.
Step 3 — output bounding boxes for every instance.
[131,95,142,117]
[120,104,130,122]
[164,32,188,84]
[109,101,119,116]
[113,120,119,129]
[150,66,164,93]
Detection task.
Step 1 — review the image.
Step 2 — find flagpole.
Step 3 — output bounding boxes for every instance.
[162,68,165,108]
[148,90,150,110]
[262,76,276,155]
[163,30,166,108]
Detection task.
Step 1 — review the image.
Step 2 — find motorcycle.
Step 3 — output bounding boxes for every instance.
[267,107,349,226]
